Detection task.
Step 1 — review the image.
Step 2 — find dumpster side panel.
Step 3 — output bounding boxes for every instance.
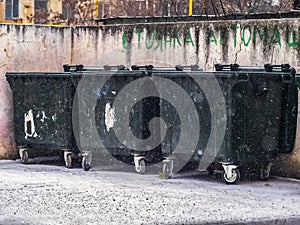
[234,75,282,163]
[278,80,298,154]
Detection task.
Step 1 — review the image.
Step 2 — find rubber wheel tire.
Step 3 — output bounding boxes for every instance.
[135,159,146,174]
[65,154,72,169]
[162,162,173,179]
[20,150,29,164]
[222,168,240,185]
[82,156,91,171]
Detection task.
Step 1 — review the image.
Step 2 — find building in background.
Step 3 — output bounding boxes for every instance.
[0,0,62,24]
[0,0,295,25]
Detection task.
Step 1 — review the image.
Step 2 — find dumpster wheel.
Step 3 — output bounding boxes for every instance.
[135,158,146,174]
[19,148,29,164]
[162,159,174,179]
[64,152,72,169]
[260,162,273,181]
[82,155,91,171]
[221,164,240,184]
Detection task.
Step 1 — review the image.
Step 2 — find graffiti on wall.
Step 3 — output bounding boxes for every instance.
[122,28,195,51]
[121,24,300,51]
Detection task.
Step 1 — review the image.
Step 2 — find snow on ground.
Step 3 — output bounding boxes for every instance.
[0,160,300,225]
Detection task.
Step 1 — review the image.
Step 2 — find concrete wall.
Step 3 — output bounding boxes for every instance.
[0,24,72,158]
[77,19,300,70]
[0,18,300,177]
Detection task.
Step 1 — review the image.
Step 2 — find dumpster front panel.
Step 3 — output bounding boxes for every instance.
[6,73,78,152]
[153,72,214,169]
[92,71,163,165]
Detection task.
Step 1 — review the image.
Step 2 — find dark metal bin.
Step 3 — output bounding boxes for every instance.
[6,63,298,184]
[149,64,298,183]
[5,72,83,168]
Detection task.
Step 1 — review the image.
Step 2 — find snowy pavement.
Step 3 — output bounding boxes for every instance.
[0,160,300,225]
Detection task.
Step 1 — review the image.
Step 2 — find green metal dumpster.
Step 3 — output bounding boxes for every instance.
[6,72,83,168]
[76,65,163,174]
[6,63,298,184]
[6,65,126,170]
[150,64,298,183]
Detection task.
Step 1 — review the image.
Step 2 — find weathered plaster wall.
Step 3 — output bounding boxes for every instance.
[0,18,300,177]
[0,24,72,158]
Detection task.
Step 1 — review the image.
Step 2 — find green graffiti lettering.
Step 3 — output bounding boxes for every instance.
[220,31,223,45]
[134,29,143,49]
[174,36,182,47]
[242,25,251,47]
[164,35,172,48]
[122,32,130,50]
[233,25,240,48]
[145,32,155,49]
[286,29,299,47]
[120,24,297,51]
[184,30,195,46]
[270,26,281,47]
[154,38,163,51]
[173,27,182,47]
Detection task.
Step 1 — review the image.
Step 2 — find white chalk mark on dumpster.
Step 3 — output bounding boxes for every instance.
[105,103,115,131]
[24,109,39,139]
[40,111,48,123]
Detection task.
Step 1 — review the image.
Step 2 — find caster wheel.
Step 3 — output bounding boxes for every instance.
[65,153,72,169]
[82,156,91,171]
[20,150,29,164]
[135,159,146,174]
[162,162,173,179]
[222,168,240,184]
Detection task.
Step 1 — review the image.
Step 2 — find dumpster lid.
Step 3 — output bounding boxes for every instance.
[63,64,128,72]
[215,63,295,73]
[5,72,73,78]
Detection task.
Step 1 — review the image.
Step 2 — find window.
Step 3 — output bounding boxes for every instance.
[62,1,75,21]
[5,0,19,19]
[35,0,48,10]
[34,0,48,24]
[134,0,146,11]
[133,0,146,16]
[98,2,110,18]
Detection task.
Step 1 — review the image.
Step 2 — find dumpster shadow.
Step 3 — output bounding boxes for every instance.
[26,156,64,167]
[92,161,164,174]
[172,170,224,184]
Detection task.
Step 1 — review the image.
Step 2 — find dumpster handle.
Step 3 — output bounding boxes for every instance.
[215,64,239,71]
[63,64,84,72]
[281,74,293,84]
[264,64,291,72]
[131,65,154,71]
